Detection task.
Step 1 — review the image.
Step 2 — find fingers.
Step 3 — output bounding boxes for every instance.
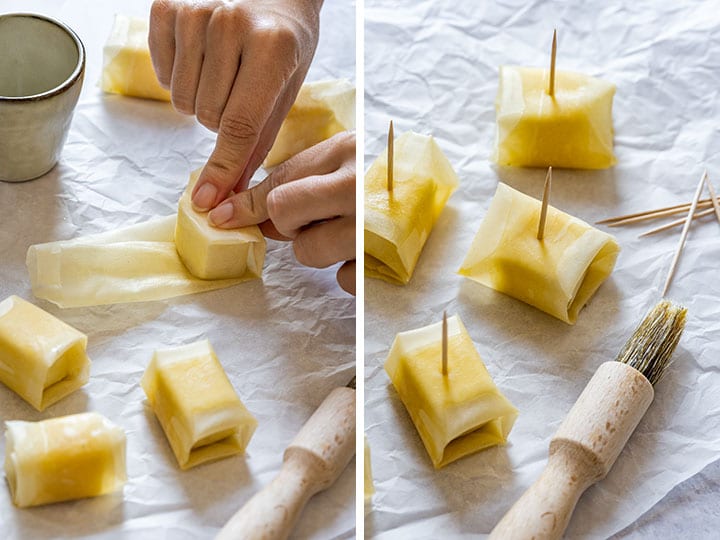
[170,6,212,114]
[192,27,300,210]
[148,0,177,88]
[292,216,356,269]
[336,261,356,295]
[208,132,355,228]
[194,6,244,132]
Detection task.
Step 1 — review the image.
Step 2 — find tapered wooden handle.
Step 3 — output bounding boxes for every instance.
[489,441,599,540]
[216,451,322,540]
[490,362,655,539]
[216,387,356,540]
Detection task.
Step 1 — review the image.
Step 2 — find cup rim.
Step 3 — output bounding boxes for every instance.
[0,13,86,103]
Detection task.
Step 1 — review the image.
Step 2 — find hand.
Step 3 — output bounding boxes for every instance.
[149,0,323,210]
[208,131,356,295]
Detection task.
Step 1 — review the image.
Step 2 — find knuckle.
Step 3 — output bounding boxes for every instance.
[151,0,174,20]
[265,186,287,222]
[219,115,260,145]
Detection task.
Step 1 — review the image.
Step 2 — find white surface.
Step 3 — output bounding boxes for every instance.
[0,1,355,539]
[364,1,720,538]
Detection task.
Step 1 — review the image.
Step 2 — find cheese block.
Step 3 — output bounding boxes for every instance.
[493,66,616,169]
[364,435,374,504]
[264,79,355,167]
[141,339,257,470]
[365,131,459,285]
[4,412,126,507]
[101,14,171,101]
[0,296,90,411]
[175,169,266,280]
[459,183,619,324]
[385,315,518,468]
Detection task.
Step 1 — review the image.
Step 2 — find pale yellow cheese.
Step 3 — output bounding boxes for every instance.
[0,296,90,411]
[459,183,619,324]
[175,169,266,280]
[264,79,355,167]
[494,66,616,169]
[101,15,171,101]
[385,315,518,468]
[364,131,459,285]
[364,435,374,504]
[141,339,257,470]
[4,412,126,507]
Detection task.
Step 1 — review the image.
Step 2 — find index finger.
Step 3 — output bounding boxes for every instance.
[207,133,351,228]
[191,30,298,211]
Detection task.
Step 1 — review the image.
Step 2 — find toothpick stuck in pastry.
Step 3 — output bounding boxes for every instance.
[387,120,394,193]
[548,29,557,97]
[662,170,707,297]
[537,166,552,240]
[442,310,448,376]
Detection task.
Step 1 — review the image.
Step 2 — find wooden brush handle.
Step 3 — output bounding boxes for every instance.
[216,387,356,540]
[490,362,654,540]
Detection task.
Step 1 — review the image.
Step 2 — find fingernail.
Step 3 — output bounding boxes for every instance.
[192,183,218,211]
[209,201,233,227]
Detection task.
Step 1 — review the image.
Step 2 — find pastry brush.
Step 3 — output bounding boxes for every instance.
[490,300,687,540]
[216,377,356,540]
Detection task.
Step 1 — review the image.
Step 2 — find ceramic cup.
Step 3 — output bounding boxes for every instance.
[0,13,85,182]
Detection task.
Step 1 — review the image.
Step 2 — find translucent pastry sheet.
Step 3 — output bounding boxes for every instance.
[0,1,355,538]
[364,1,720,538]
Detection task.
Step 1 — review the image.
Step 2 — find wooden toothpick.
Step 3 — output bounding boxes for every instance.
[548,29,557,97]
[639,207,715,238]
[537,166,552,240]
[706,174,720,226]
[442,311,448,376]
[387,120,394,192]
[662,170,707,297]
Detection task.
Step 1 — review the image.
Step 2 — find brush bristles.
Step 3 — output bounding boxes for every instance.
[614,300,687,385]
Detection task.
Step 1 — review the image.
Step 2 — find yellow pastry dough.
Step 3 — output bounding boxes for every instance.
[365,131,459,285]
[0,295,89,411]
[101,14,171,101]
[385,315,518,468]
[141,339,257,470]
[4,412,126,507]
[459,182,619,324]
[175,170,266,280]
[364,435,374,504]
[264,79,355,167]
[494,66,616,169]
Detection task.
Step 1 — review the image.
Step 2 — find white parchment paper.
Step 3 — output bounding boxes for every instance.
[0,1,355,539]
[364,1,720,538]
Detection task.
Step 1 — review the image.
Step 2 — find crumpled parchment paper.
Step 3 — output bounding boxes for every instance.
[364,1,720,538]
[0,1,355,539]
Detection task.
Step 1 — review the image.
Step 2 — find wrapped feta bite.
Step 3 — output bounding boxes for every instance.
[141,340,257,470]
[4,412,126,507]
[0,295,90,411]
[175,170,266,280]
[264,79,356,167]
[459,183,619,324]
[494,66,615,169]
[385,315,518,468]
[365,132,459,285]
[101,15,171,101]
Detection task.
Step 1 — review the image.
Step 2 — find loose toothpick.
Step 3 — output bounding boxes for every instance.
[548,29,557,97]
[442,311,448,376]
[706,175,720,226]
[597,197,719,226]
[387,120,394,192]
[537,166,552,240]
[639,207,716,238]
[662,170,707,297]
